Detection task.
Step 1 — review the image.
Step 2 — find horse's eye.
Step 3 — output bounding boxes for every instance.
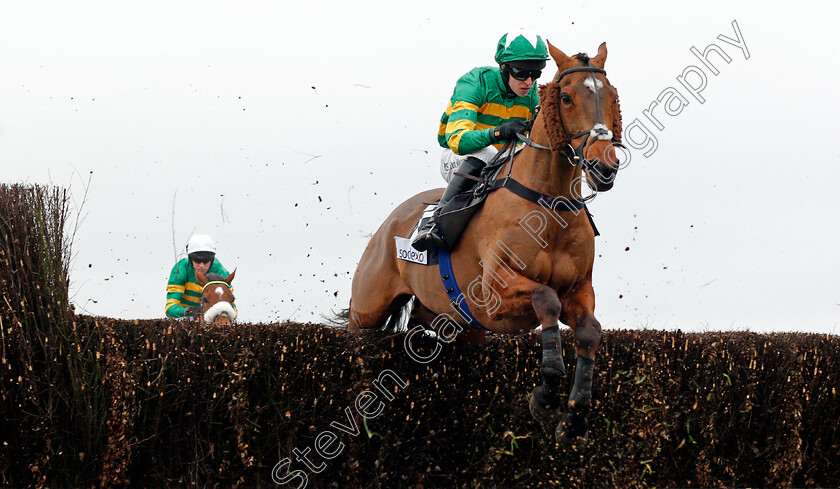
[560,93,572,105]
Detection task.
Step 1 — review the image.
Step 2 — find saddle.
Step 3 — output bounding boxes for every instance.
[400,153,509,267]
[400,142,598,266]
[436,162,507,251]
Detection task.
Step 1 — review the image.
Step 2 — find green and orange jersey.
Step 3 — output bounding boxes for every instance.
[165,257,231,318]
[438,66,539,155]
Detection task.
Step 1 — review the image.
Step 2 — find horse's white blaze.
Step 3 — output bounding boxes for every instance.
[214,285,224,298]
[204,301,237,323]
[583,77,603,93]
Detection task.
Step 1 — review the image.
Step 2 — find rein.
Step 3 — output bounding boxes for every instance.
[466,132,591,212]
[463,64,619,235]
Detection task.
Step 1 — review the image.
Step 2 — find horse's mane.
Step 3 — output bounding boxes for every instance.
[612,91,622,143]
[538,83,570,151]
[538,67,622,151]
[205,272,225,282]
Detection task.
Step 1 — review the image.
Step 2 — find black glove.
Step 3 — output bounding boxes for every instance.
[184,306,202,319]
[490,119,529,142]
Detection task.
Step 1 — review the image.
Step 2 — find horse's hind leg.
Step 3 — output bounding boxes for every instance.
[529,285,568,429]
[410,300,488,345]
[348,256,412,332]
[349,291,411,332]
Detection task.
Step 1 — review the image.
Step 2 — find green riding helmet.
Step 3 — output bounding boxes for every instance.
[494,28,549,65]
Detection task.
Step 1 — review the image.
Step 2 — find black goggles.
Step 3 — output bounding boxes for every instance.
[508,65,542,81]
[190,255,213,264]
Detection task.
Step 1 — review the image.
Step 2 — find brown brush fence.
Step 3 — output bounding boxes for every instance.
[1,184,838,488]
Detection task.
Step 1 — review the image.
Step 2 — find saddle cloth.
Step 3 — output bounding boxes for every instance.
[394,205,437,266]
[395,163,507,266]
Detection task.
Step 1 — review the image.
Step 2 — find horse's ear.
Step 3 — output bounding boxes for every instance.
[195,269,208,286]
[591,42,608,68]
[224,268,236,285]
[547,40,568,66]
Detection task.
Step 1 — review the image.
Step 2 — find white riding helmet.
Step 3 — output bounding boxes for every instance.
[186,234,217,255]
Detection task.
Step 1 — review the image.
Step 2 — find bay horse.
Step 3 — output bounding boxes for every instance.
[346,42,623,444]
[195,270,237,325]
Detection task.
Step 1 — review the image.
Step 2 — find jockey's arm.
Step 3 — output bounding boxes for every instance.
[443,101,495,155]
[440,69,497,155]
[165,286,188,318]
[165,261,189,318]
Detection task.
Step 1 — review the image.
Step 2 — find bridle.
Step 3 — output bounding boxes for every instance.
[201,280,236,322]
[519,64,623,176]
[458,61,622,228]
[201,280,232,295]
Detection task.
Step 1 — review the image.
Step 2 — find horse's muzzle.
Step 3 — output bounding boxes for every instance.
[204,301,237,324]
[586,158,617,192]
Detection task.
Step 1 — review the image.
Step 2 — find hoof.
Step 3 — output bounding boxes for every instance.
[529,387,563,430]
[556,411,589,447]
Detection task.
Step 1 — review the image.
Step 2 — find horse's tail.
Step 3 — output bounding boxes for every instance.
[324,308,350,328]
[382,296,414,333]
[328,296,414,331]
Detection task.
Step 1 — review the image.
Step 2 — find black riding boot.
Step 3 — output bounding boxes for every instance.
[411,157,485,252]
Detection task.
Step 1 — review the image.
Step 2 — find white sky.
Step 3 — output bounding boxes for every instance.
[1,1,838,333]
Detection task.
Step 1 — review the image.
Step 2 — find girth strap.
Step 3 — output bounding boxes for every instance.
[434,175,599,333]
[437,242,489,331]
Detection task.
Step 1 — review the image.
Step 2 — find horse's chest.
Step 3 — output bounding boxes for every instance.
[534,238,593,289]
[548,251,590,287]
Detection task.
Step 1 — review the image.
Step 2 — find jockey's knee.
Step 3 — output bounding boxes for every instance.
[439,147,496,182]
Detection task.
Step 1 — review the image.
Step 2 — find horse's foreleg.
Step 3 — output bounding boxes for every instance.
[557,283,601,445]
[528,285,567,428]
[569,315,600,408]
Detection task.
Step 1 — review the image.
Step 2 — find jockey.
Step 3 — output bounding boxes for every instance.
[165,234,233,319]
[412,28,549,252]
